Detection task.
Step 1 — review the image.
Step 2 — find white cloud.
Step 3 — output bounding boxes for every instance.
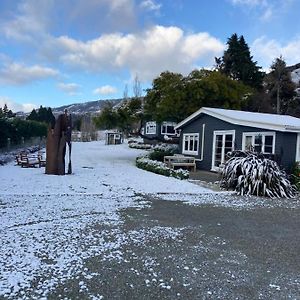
[58,82,81,95]
[0,62,59,85]
[93,85,118,95]
[230,0,267,6]
[140,0,161,12]
[1,0,136,43]
[0,0,52,42]
[260,6,273,21]
[252,36,300,70]
[229,0,295,22]
[56,25,224,81]
[0,97,37,113]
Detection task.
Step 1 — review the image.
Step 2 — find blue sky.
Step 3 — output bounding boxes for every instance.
[0,0,300,112]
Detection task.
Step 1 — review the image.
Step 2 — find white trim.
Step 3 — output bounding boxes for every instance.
[200,124,205,161]
[145,121,156,135]
[211,130,235,172]
[242,132,276,154]
[296,133,300,161]
[182,133,199,155]
[160,121,177,136]
[175,107,300,133]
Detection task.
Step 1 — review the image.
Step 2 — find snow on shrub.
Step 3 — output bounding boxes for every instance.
[128,142,152,150]
[221,151,295,198]
[152,143,179,153]
[149,143,179,162]
[136,155,189,180]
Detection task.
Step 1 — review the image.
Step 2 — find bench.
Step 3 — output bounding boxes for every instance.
[16,152,45,168]
[164,155,196,172]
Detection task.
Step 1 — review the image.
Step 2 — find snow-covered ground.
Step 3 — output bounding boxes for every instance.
[0,141,211,196]
[0,141,213,299]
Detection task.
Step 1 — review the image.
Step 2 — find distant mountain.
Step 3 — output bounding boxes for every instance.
[52,98,123,115]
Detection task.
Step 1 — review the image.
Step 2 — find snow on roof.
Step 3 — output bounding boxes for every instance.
[175,107,300,132]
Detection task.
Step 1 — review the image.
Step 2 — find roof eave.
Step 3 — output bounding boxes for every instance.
[174,107,300,133]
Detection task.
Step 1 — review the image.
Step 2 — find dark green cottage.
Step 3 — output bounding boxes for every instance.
[175,107,300,173]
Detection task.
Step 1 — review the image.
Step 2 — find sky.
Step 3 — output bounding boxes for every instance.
[0,0,300,112]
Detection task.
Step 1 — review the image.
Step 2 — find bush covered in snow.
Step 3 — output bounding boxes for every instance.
[136,155,189,180]
[149,143,179,162]
[128,142,152,150]
[221,151,295,198]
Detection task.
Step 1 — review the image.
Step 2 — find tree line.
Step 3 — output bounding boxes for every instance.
[0,105,55,148]
[93,33,299,135]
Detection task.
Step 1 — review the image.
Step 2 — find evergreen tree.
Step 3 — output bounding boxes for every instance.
[216,33,264,89]
[266,56,296,114]
[27,109,39,121]
[3,104,9,117]
[47,107,56,127]
[93,103,119,130]
[27,106,55,125]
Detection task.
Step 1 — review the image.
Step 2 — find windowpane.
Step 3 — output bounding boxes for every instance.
[194,139,198,151]
[264,146,273,153]
[184,139,189,151]
[245,136,252,150]
[166,126,175,134]
[254,145,262,153]
[254,135,262,145]
[265,135,273,146]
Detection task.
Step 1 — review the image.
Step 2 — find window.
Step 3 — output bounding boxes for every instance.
[242,132,275,154]
[161,122,176,135]
[212,130,235,171]
[145,122,156,135]
[183,133,199,155]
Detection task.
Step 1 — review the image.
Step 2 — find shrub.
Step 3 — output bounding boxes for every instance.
[149,143,179,162]
[128,142,152,150]
[291,162,300,191]
[136,155,189,180]
[221,151,295,198]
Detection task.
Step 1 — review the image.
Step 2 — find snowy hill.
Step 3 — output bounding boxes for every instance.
[52,98,123,115]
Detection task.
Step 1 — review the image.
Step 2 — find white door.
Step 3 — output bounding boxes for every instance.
[212,130,235,171]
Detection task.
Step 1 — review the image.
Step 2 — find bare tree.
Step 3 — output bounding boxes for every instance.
[132,74,142,99]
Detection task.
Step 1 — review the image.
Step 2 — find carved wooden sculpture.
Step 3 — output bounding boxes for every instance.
[45,111,72,175]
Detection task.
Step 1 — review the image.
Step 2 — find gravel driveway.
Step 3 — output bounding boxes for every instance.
[1,194,297,300]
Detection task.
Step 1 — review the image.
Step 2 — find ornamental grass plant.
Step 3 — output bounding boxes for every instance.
[221,151,295,198]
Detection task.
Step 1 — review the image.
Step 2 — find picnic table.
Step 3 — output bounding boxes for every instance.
[164,155,196,172]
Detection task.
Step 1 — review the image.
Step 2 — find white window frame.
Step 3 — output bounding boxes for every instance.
[145,121,156,135]
[242,132,276,154]
[211,130,235,172]
[182,133,199,155]
[161,122,177,136]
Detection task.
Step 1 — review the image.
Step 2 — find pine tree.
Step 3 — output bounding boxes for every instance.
[267,56,296,114]
[27,109,39,121]
[216,34,264,89]
[3,104,8,117]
